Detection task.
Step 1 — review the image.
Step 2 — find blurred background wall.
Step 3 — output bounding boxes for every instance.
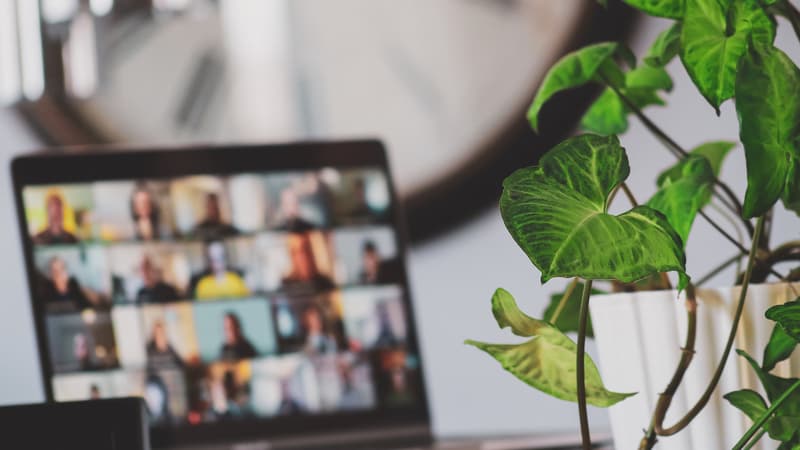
[0,6,798,441]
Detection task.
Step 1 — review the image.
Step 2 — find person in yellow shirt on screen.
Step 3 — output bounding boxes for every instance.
[194,240,250,300]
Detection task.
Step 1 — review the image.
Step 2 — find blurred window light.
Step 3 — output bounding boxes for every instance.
[0,0,21,104]
[154,0,192,12]
[18,0,45,100]
[63,11,98,98]
[42,0,78,23]
[90,0,114,16]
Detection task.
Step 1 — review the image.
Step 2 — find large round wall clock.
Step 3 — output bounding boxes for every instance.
[15,0,636,243]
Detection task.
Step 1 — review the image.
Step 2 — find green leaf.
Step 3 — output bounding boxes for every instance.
[656,141,735,188]
[626,65,674,91]
[501,134,686,283]
[737,44,800,218]
[763,324,798,372]
[581,89,629,135]
[622,0,684,18]
[769,416,800,442]
[581,65,671,136]
[766,300,800,342]
[543,282,605,336]
[738,349,800,441]
[528,43,619,132]
[647,155,714,246]
[681,0,776,111]
[466,289,635,407]
[645,23,682,67]
[724,389,768,422]
[491,288,550,337]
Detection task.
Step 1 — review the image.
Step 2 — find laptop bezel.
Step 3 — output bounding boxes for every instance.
[11,140,432,448]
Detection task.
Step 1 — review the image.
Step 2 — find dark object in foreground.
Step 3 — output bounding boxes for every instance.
[0,397,149,450]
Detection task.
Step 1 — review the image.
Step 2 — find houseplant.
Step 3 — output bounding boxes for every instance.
[466,0,800,449]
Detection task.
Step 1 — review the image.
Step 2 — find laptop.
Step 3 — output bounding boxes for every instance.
[12,140,432,449]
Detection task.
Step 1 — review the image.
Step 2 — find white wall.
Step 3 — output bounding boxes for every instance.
[0,13,798,441]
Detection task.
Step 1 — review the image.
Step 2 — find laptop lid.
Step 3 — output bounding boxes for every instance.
[11,140,431,448]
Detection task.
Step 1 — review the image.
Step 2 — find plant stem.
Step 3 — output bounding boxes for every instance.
[551,278,579,324]
[698,210,788,282]
[695,253,742,287]
[773,0,800,42]
[640,284,698,449]
[610,86,753,237]
[651,216,765,436]
[621,182,639,207]
[742,428,767,450]
[733,378,800,450]
[576,279,594,450]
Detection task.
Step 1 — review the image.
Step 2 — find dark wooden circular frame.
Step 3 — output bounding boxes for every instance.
[17,2,639,245]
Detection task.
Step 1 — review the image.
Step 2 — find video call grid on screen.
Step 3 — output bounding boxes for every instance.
[13,143,427,442]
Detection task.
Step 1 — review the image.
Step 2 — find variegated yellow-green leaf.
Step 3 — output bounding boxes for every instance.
[528,43,620,132]
[500,134,686,283]
[681,0,775,111]
[736,44,800,218]
[466,288,634,407]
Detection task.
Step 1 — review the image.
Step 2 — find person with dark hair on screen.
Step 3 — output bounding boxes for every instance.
[33,192,78,245]
[41,256,93,310]
[130,184,161,241]
[282,233,335,293]
[359,240,382,284]
[220,313,257,361]
[146,320,184,368]
[193,241,250,300]
[192,193,239,240]
[136,255,180,303]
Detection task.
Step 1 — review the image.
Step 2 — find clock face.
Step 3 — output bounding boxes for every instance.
[22,0,634,241]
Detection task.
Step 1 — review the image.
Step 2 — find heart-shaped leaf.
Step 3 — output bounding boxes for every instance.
[528,43,620,132]
[766,300,800,342]
[763,324,798,372]
[543,282,605,336]
[645,23,682,67]
[501,134,686,284]
[647,155,714,247]
[724,389,769,422]
[681,0,775,111]
[736,44,800,218]
[466,288,635,407]
[623,0,684,18]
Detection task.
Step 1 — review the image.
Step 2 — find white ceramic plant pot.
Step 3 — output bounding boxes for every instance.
[590,282,800,450]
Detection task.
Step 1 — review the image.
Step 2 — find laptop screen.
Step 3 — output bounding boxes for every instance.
[12,142,428,446]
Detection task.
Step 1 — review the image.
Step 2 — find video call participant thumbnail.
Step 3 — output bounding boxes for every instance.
[33,192,78,245]
[130,184,167,241]
[282,232,335,294]
[192,193,240,241]
[194,299,276,364]
[137,255,181,303]
[192,241,250,300]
